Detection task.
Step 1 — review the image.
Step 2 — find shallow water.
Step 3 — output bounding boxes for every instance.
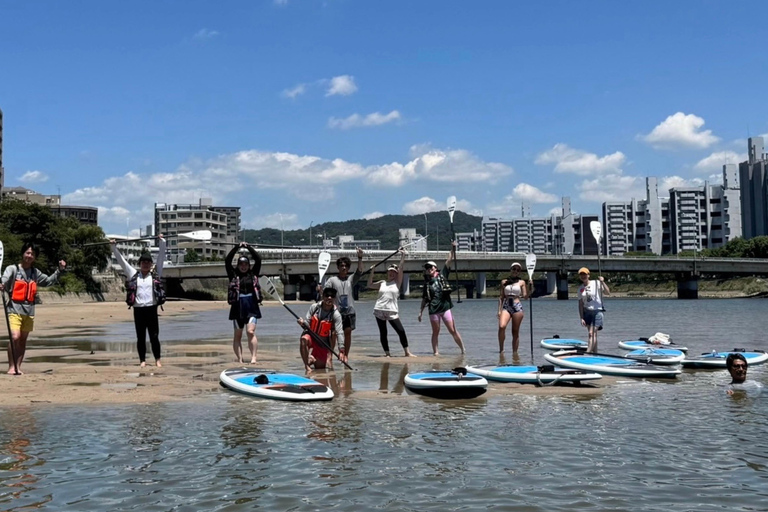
[1,298,767,511]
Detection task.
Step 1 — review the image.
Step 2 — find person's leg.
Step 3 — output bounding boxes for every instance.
[147,306,161,366]
[389,318,414,356]
[587,326,596,353]
[511,311,524,353]
[6,314,23,374]
[375,317,391,355]
[592,313,604,353]
[498,310,512,352]
[429,314,442,355]
[442,310,465,353]
[133,308,148,367]
[12,331,30,375]
[300,334,313,372]
[246,317,258,364]
[232,320,244,363]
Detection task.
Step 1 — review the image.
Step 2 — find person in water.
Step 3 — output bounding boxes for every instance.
[725,353,762,395]
[0,242,66,375]
[320,248,364,363]
[577,267,610,354]
[498,262,532,354]
[225,243,262,364]
[418,241,464,356]
[298,286,344,373]
[111,236,165,367]
[367,248,415,357]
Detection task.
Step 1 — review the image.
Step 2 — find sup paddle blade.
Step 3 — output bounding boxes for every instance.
[447,196,457,223]
[525,253,537,281]
[178,230,212,241]
[0,240,4,269]
[318,252,331,281]
[589,221,602,244]
[259,276,284,305]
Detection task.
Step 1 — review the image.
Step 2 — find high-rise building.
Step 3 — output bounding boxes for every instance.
[154,199,239,260]
[0,107,4,199]
[739,136,768,238]
[603,178,672,255]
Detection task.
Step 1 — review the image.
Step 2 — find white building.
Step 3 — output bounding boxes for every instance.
[154,199,238,260]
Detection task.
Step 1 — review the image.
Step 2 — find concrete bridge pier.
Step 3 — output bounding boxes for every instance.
[556,271,570,300]
[475,272,486,298]
[400,273,411,298]
[546,272,557,295]
[676,272,699,299]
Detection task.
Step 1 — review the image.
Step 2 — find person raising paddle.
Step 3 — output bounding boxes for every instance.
[498,262,532,354]
[320,248,364,364]
[367,248,415,357]
[225,243,263,364]
[1,242,66,375]
[577,267,610,353]
[419,241,465,356]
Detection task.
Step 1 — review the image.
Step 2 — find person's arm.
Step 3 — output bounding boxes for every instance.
[599,276,611,296]
[155,235,167,277]
[0,265,14,291]
[224,245,240,279]
[333,309,345,340]
[247,245,262,276]
[111,242,136,279]
[418,285,429,322]
[521,279,528,300]
[351,247,364,285]
[498,281,507,317]
[395,249,406,288]
[35,260,66,287]
[366,264,377,289]
[445,241,456,267]
[579,297,585,324]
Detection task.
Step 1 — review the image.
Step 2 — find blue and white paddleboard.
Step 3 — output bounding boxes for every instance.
[544,350,681,378]
[623,348,686,365]
[403,369,488,399]
[681,349,768,369]
[219,368,334,401]
[540,338,588,351]
[465,364,602,385]
[618,339,689,352]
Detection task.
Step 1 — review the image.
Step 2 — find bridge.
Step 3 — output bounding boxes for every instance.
[162,249,768,300]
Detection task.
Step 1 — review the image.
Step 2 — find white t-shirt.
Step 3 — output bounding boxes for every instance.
[578,280,605,311]
[374,281,400,314]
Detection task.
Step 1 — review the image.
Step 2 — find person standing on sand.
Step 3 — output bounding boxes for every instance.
[225,243,262,364]
[1,242,66,375]
[320,248,364,364]
[498,262,531,354]
[367,248,415,357]
[111,236,166,368]
[418,241,464,356]
[577,267,610,354]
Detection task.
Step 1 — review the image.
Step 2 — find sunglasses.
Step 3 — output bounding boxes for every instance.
[731,364,747,370]
[323,293,335,298]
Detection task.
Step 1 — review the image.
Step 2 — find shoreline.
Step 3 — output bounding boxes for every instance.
[1,301,610,406]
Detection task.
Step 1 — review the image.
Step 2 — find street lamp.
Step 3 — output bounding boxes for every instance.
[424,213,428,250]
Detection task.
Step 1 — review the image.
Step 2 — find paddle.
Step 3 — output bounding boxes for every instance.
[359,236,428,277]
[259,275,355,371]
[317,252,331,282]
[589,221,607,311]
[0,242,19,375]
[80,230,213,247]
[447,196,461,303]
[525,253,537,360]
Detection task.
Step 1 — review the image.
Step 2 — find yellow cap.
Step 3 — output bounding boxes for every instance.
[578,267,590,275]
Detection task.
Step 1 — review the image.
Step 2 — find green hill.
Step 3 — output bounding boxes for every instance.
[242,211,482,250]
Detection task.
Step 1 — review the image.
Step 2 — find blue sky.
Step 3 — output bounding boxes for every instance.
[1,1,767,236]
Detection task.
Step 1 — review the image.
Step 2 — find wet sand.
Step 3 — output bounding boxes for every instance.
[1,301,611,406]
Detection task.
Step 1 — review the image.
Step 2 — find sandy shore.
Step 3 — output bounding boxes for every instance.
[1,300,611,406]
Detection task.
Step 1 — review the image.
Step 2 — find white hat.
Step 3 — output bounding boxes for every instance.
[424,261,437,269]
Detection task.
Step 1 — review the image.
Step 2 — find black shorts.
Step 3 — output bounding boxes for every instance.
[342,313,356,331]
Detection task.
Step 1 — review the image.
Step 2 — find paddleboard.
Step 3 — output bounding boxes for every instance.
[681,349,768,369]
[623,348,686,365]
[544,350,681,378]
[403,368,488,399]
[219,368,334,401]
[540,338,588,350]
[465,364,602,385]
[618,339,689,352]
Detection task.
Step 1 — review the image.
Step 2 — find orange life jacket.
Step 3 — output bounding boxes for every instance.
[11,269,38,303]
[309,311,333,338]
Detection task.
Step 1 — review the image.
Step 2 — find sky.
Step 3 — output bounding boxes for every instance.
[1,1,767,237]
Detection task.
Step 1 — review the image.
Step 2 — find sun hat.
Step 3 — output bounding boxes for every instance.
[578,267,590,275]
[424,261,437,269]
[387,264,399,271]
[511,262,522,269]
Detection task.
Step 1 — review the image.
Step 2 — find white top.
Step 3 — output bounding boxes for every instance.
[504,281,522,298]
[112,238,166,308]
[374,280,400,313]
[578,279,604,311]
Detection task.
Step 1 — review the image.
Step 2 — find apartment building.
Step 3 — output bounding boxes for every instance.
[154,199,238,259]
[740,136,768,238]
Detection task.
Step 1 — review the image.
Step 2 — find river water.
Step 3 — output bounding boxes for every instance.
[1,298,767,511]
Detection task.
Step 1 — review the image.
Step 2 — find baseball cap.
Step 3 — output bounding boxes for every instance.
[322,287,337,297]
[237,256,250,265]
[511,262,522,269]
[578,267,590,275]
[387,264,399,271]
[424,261,437,269]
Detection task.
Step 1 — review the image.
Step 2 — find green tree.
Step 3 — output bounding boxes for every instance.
[184,248,201,262]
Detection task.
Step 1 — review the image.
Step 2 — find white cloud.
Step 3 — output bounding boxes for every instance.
[511,183,558,203]
[402,197,443,215]
[281,84,307,99]
[328,110,401,130]
[326,75,357,96]
[659,175,705,190]
[19,170,49,183]
[193,28,219,40]
[577,174,643,202]
[367,144,513,186]
[363,211,385,220]
[535,143,625,175]
[640,112,720,149]
[548,206,562,216]
[694,151,746,172]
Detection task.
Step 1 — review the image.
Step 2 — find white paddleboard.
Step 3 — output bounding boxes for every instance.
[404,369,487,399]
[465,364,602,385]
[544,350,681,379]
[219,368,334,401]
[540,338,588,351]
[618,339,688,353]
[681,350,768,369]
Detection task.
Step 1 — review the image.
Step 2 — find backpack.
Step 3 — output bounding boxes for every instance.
[426,272,452,300]
[228,275,262,305]
[126,271,166,309]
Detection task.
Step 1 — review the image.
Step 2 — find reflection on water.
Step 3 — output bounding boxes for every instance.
[1,299,767,510]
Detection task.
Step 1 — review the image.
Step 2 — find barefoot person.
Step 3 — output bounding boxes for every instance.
[498,262,532,354]
[367,248,415,357]
[577,267,610,354]
[321,248,364,364]
[225,243,262,364]
[1,243,66,375]
[111,236,166,367]
[298,287,344,373]
[418,241,465,356]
